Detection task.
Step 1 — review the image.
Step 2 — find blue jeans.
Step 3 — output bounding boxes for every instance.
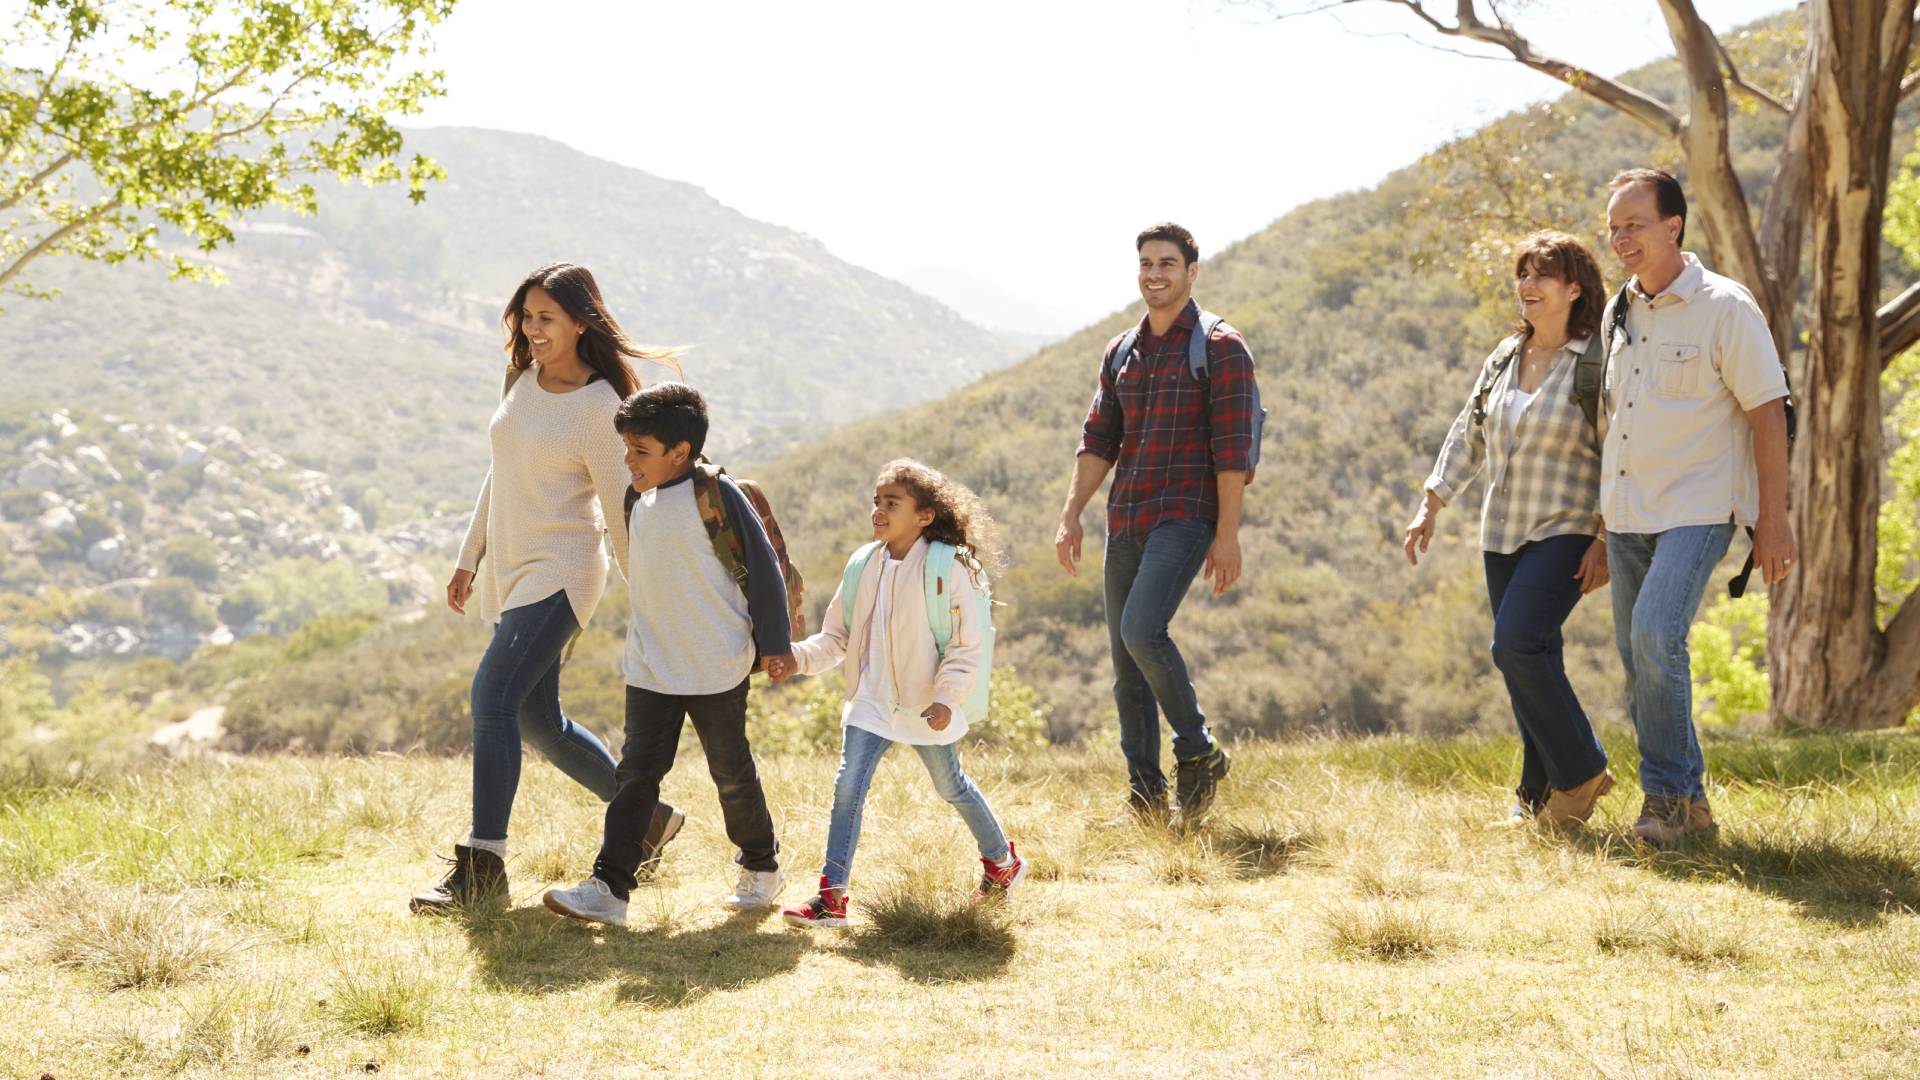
[1608,523,1736,801]
[470,589,620,842]
[1483,534,1608,800]
[1105,518,1217,798]
[822,725,1008,889]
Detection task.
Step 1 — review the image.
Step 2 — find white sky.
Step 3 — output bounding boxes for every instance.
[411,0,1790,323]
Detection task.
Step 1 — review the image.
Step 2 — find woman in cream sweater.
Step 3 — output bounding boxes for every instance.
[412,263,683,914]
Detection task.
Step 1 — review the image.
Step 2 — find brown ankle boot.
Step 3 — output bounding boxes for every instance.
[1539,770,1616,828]
[409,843,508,914]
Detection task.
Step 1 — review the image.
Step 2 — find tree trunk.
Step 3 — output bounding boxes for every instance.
[1770,0,1920,730]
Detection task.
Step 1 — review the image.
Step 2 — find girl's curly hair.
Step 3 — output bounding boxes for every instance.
[875,458,1006,583]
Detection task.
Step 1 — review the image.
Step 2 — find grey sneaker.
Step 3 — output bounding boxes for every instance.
[720,867,785,911]
[543,876,628,927]
[1175,746,1231,823]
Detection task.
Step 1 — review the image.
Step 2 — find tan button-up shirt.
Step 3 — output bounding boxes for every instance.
[1599,253,1788,533]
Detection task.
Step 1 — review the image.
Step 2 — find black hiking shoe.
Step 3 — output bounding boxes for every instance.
[635,803,688,883]
[409,843,507,914]
[1175,746,1231,824]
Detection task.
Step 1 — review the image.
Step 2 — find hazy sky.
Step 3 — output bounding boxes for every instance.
[412,0,1790,324]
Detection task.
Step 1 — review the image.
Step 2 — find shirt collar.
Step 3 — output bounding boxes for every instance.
[657,463,696,491]
[1633,252,1704,306]
[1137,298,1199,337]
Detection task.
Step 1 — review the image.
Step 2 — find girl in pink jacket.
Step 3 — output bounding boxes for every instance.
[769,459,1024,928]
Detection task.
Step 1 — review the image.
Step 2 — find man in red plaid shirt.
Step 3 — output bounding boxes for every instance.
[1054,223,1260,823]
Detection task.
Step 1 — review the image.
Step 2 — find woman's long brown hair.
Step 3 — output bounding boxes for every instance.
[502,263,683,394]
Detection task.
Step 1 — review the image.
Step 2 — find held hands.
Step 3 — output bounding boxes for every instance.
[445,568,474,615]
[1753,512,1798,585]
[1054,512,1083,577]
[1204,532,1242,595]
[762,654,797,682]
[1575,537,1610,594]
[921,702,952,731]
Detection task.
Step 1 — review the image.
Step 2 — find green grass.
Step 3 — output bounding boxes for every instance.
[3,734,1919,1077]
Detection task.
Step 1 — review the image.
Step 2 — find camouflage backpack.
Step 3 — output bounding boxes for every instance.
[625,459,806,641]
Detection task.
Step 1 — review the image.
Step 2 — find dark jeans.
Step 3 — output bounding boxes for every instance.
[1104,517,1218,799]
[592,678,778,900]
[1483,534,1609,803]
[470,589,622,842]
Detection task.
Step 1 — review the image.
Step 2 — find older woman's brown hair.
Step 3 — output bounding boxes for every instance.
[1512,231,1607,341]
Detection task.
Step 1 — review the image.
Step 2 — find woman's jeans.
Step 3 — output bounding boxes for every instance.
[469,589,619,842]
[822,725,1009,889]
[1104,518,1218,799]
[1608,523,1736,802]
[1483,534,1608,802]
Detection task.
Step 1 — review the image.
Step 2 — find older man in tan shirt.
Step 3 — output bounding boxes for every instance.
[1598,169,1795,848]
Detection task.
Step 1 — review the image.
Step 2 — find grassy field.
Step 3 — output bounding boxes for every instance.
[3,731,1919,1078]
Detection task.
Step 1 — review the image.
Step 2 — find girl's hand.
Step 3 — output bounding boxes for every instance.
[1575,537,1610,594]
[763,654,796,681]
[921,703,952,731]
[446,568,474,615]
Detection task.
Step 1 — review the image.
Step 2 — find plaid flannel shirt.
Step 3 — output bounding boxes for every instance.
[1078,300,1259,544]
[1425,334,1603,554]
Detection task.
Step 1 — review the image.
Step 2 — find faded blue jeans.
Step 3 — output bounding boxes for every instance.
[1105,518,1218,799]
[470,589,620,842]
[822,724,1008,889]
[1607,523,1736,801]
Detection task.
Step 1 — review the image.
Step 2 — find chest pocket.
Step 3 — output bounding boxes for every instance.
[1654,343,1703,398]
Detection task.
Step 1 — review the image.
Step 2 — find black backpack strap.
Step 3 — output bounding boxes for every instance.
[1471,338,1522,427]
[1728,526,1759,598]
[1106,328,1141,380]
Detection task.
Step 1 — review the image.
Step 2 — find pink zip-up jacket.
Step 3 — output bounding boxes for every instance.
[788,537,987,744]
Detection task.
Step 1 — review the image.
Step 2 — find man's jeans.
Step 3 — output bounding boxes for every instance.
[1484,534,1608,800]
[593,678,779,900]
[1104,518,1217,799]
[470,589,621,842]
[1608,523,1736,801]
[821,724,1009,889]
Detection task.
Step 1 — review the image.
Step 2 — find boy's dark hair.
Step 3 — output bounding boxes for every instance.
[1610,168,1688,246]
[1136,222,1199,266]
[614,382,708,459]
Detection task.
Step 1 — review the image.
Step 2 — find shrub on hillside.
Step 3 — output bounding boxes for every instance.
[160,535,223,588]
[142,577,216,631]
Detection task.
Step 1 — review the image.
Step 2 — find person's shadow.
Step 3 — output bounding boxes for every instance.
[459,900,808,1008]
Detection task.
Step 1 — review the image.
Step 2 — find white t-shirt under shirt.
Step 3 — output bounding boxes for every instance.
[843,555,966,745]
[1505,387,1535,451]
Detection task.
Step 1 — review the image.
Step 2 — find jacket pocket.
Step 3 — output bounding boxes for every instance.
[1654,343,1702,397]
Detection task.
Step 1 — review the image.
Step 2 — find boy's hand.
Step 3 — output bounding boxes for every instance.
[921,703,952,731]
[763,654,796,681]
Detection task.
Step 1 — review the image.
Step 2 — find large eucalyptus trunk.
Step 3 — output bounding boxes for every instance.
[1770,0,1920,729]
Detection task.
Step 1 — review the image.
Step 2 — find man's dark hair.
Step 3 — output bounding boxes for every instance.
[1136,222,1199,266]
[614,382,708,459]
[1610,168,1688,247]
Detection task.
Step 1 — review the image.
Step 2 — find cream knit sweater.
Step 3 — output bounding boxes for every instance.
[456,369,633,627]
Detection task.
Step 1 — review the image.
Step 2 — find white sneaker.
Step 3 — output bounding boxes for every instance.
[543,876,628,927]
[720,867,784,911]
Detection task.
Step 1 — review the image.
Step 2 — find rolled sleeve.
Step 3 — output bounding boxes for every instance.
[1716,297,1789,412]
[1426,388,1486,504]
[1077,338,1125,462]
[1206,329,1257,474]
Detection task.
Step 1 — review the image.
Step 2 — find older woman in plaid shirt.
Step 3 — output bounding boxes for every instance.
[1404,232,1616,828]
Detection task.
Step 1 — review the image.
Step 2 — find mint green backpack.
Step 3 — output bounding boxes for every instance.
[838,540,994,722]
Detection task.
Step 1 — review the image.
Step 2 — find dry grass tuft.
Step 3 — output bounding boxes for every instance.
[1323,900,1450,961]
[38,881,237,990]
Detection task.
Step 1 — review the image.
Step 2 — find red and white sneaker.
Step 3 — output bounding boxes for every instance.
[973,842,1027,902]
[781,877,849,929]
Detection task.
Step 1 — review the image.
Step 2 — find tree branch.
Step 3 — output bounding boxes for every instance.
[0,199,122,294]
[1880,281,1920,367]
[0,152,78,215]
[1714,35,1790,115]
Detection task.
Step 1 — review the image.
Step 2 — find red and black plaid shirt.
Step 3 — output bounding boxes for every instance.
[1078,300,1260,543]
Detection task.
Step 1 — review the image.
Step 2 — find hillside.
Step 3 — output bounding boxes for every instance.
[0,127,1022,523]
[3,735,1916,1077]
[752,24,1920,741]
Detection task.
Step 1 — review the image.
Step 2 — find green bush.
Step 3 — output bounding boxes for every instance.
[1691,592,1772,728]
[0,488,48,522]
[220,559,388,635]
[159,535,222,588]
[142,577,216,631]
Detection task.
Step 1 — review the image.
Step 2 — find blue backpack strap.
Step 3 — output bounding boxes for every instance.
[1188,310,1224,381]
[924,541,957,655]
[1105,328,1141,380]
[839,541,885,626]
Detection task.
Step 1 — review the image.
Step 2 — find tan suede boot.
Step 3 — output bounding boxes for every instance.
[1538,770,1616,828]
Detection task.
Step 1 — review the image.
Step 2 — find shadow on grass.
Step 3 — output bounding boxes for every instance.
[1569,828,1920,927]
[457,903,806,1008]
[840,890,1017,984]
